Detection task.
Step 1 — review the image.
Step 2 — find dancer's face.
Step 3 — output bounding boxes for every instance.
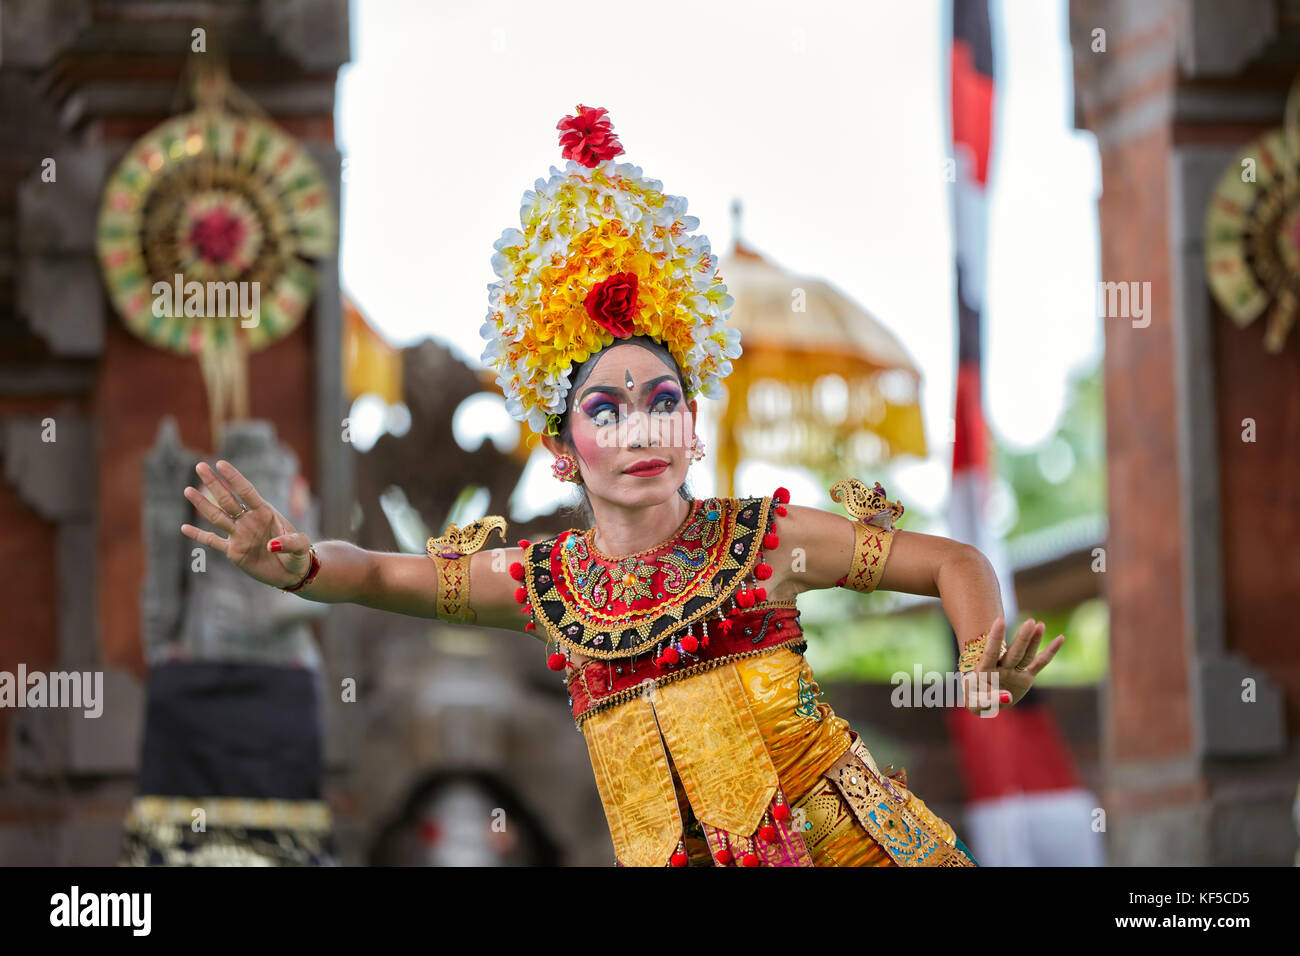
[542,343,698,508]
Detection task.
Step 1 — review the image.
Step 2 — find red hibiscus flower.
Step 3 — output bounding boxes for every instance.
[585,272,639,337]
[557,104,625,168]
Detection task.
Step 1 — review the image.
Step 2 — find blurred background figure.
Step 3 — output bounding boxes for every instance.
[368,770,560,866]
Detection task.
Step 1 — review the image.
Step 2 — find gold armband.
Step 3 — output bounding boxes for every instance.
[830,477,903,594]
[426,516,507,624]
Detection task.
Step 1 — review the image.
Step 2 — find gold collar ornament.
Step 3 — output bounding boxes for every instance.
[522,495,775,660]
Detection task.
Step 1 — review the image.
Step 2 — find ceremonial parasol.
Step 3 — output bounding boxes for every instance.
[712,201,927,496]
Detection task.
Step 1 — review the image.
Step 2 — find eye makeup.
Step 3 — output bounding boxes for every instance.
[578,375,679,421]
[648,383,681,408]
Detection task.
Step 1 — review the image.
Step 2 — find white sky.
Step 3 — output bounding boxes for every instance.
[336,0,1102,520]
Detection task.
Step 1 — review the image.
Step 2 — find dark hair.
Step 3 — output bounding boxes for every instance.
[555,339,694,528]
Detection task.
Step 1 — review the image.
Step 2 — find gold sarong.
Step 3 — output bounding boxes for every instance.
[582,645,971,866]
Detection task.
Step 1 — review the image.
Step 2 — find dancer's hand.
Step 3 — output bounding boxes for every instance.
[180,459,314,589]
[962,616,1064,715]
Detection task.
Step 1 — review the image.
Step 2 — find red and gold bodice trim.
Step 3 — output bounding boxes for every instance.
[517,491,787,662]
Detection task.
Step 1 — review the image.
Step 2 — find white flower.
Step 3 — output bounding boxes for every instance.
[494,228,524,251]
[723,326,742,358]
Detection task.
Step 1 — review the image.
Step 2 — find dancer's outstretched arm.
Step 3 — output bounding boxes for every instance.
[179,459,531,633]
[768,503,1065,712]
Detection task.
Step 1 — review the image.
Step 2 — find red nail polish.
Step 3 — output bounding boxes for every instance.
[270,540,282,552]
[999,690,1011,703]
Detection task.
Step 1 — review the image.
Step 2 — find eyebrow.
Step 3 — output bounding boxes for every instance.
[578,374,677,406]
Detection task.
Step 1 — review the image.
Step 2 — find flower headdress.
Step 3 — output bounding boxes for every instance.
[479,104,742,439]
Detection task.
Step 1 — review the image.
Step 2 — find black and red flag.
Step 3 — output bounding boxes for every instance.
[943,0,1102,866]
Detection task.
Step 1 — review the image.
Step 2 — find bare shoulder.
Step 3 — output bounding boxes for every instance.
[467,544,537,634]
[761,502,858,598]
[763,500,974,598]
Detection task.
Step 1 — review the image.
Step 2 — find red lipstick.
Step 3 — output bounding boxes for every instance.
[624,458,669,477]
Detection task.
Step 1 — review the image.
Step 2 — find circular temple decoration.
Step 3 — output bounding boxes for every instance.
[97,107,336,355]
[1205,127,1300,353]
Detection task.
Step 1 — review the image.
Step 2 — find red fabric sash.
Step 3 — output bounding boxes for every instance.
[567,605,804,723]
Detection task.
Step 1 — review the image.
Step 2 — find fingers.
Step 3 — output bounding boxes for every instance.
[196,461,246,518]
[215,459,267,511]
[1026,634,1066,677]
[180,522,229,554]
[962,670,1009,714]
[268,531,312,554]
[1006,618,1043,668]
[1015,621,1046,669]
[184,484,235,533]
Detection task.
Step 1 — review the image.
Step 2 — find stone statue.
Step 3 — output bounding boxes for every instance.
[142,416,327,665]
[122,416,337,866]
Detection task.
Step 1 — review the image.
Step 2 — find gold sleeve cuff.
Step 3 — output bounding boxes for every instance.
[426,516,507,624]
[841,519,895,594]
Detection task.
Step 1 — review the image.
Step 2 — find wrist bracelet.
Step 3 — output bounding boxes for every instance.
[280,546,320,593]
[958,631,1007,673]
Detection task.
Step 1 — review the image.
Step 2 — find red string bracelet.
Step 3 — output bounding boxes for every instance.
[280,546,320,593]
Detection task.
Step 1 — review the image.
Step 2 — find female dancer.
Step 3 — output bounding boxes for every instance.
[180,106,1063,866]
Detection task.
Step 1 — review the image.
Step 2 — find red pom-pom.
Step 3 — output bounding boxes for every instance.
[776,504,788,517]
[680,635,698,653]
[547,652,565,670]
[741,853,759,867]
[661,646,680,665]
[715,848,733,865]
[514,586,527,604]
[521,603,533,616]
[754,563,772,580]
[772,804,790,821]
[773,487,790,504]
[736,589,755,609]
[557,104,625,168]
[670,852,689,867]
[509,562,525,581]
[517,539,530,549]
[525,621,536,631]
[759,826,776,843]
[754,587,767,602]
[701,632,710,648]
[718,619,734,636]
[763,533,779,550]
